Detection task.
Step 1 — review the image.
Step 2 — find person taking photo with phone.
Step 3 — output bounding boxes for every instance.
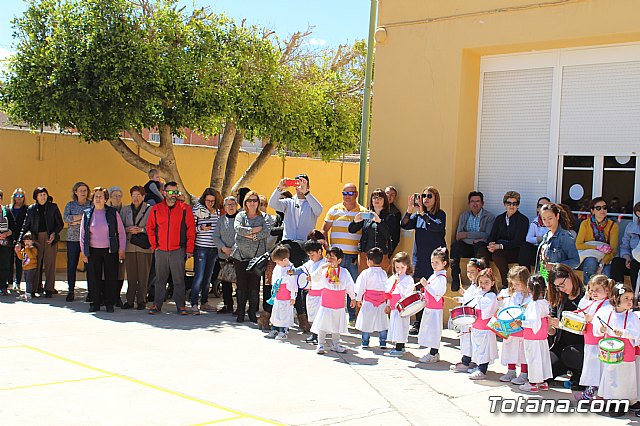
[349,188,393,271]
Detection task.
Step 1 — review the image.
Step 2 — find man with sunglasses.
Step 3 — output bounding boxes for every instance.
[476,191,529,289]
[146,181,196,315]
[323,183,368,321]
[450,191,495,292]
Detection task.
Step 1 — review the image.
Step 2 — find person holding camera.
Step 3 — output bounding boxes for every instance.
[348,188,393,271]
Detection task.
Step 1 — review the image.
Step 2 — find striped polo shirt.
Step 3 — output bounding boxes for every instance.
[324,202,367,254]
[193,204,219,248]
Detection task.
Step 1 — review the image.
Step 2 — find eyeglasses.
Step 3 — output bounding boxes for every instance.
[246,199,259,203]
[204,199,216,203]
[554,278,568,289]
[371,195,384,200]
[422,193,433,199]
[342,191,356,196]
[166,190,179,195]
[537,203,545,208]
[593,205,608,211]
[504,201,520,207]
[223,203,236,207]
[14,194,24,198]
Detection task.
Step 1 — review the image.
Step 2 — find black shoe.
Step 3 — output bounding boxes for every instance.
[237,316,245,323]
[233,309,239,315]
[52,288,59,294]
[636,411,640,418]
[106,306,114,313]
[44,291,53,298]
[409,325,419,335]
[115,299,123,308]
[31,292,39,298]
[85,295,93,303]
[217,306,231,314]
[122,302,132,309]
[609,407,626,417]
[629,402,640,411]
[66,293,74,302]
[305,334,318,343]
[249,317,258,324]
[136,303,146,310]
[89,306,100,312]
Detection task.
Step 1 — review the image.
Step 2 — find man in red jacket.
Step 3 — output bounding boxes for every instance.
[146,181,196,314]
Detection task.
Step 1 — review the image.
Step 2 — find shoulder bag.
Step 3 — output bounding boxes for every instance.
[130,205,151,249]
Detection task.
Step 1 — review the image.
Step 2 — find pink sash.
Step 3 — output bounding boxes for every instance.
[275,284,291,301]
[422,289,444,310]
[620,338,636,363]
[321,288,345,309]
[635,346,640,356]
[364,290,386,307]
[388,293,401,308]
[583,323,602,345]
[308,289,322,297]
[523,318,548,340]
[473,317,490,331]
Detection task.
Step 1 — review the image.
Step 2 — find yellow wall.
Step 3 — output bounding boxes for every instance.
[0,128,359,267]
[369,0,640,256]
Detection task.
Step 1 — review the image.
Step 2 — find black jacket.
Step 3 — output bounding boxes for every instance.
[488,210,529,250]
[348,210,393,255]
[9,205,27,237]
[388,203,402,254]
[20,202,64,244]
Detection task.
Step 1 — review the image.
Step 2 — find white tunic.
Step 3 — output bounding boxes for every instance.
[595,306,640,400]
[300,258,326,322]
[471,291,499,365]
[578,297,611,387]
[269,265,298,328]
[355,267,390,333]
[499,290,531,366]
[459,283,479,358]
[635,311,640,401]
[310,266,355,335]
[418,271,447,349]
[386,274,415,344]
[521,299,553,383]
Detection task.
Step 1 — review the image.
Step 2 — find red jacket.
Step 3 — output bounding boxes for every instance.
[146,200,196,254]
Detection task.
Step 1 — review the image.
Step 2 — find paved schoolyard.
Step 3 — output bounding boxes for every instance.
[0,278,636,425]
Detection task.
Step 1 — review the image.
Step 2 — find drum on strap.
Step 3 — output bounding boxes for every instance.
[496,306,525,336]
[449,305,476,326]
[559,311,587,335]
[598,338,625,364]
[395,292,425,318]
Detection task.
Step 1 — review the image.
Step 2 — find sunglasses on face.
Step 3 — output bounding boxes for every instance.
[342,191,356,196]
[593,205,608,211]
[15,194,24,198]
[422,193,433,199]
[246,199,259,203]
[504,201,519,207]
[166,190,179,195]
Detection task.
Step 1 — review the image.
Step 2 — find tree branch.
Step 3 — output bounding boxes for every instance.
[109,138,156,171]
[231,142,275,195]
[221,128,244,197]
[209,121,236,192]
[127,127,164,157]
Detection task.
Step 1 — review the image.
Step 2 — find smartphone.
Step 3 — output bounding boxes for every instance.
[361,211,374,220]
[284,179,300,187]
[413,193,420,207]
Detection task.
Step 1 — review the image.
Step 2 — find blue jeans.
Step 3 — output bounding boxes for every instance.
[362,330,388,346]
[190,246,218,306]
[66,241,82,292]
[581,257,611,284]
[341,253,359,320]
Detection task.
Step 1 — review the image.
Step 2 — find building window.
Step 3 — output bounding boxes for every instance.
[603,156,636,214]
[148,133,160,143]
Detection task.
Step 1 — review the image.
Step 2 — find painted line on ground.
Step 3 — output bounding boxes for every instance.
[1,375,112,391]
[189,416,247,425]
[22,345,282,425]
[0,345,24,349]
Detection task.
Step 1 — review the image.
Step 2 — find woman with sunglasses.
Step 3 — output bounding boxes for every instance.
[477,191,529,289]
[546,264,585,389]
[232,190,271,323]
[349,188,393,271]
[576,197,618,283]
[9,188,28,290]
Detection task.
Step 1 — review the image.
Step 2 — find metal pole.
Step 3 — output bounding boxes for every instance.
[358,0,377,205]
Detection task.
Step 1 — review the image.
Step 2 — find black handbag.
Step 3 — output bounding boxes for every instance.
[246,240,270,276]
[129,206,151,249]
[218,259,237,283]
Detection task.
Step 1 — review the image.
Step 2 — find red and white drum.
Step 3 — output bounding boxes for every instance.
[449,306,476,326]
[395,292,425,318]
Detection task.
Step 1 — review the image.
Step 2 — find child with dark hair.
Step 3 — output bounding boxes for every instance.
[417,247,448,363]
[517,275,552,392]
[387,251,415,357]
[294,239,327,344]
[15,232,38,300]
[469,268,499,380]
[265,245,297,340]
[354,248,389,348]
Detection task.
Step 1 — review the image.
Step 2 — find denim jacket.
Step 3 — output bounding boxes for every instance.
[620,219,640,261]
[536,227,580,270]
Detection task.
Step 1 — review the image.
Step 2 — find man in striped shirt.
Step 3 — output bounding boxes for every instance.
[322,183,367,321]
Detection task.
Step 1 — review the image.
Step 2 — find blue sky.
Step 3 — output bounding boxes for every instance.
[0,0,371,60]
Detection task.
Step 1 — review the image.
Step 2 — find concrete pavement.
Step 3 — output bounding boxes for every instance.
[0,278,636,425]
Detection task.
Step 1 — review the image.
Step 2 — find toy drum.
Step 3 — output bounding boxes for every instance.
[488,315,508,339]
[496,306,525,336]
[598,338,625,364]
[559,311,586,335]
[449,306,476,326]
[447,316,461,333]
[396,292,425,318]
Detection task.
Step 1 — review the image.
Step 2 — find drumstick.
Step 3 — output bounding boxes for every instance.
[598,317,615,333]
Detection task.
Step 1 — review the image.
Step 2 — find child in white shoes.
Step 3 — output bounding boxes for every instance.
[265,245,298,340]
[355,248,389,348]
[469,268,499,380]
[417,247,448,364]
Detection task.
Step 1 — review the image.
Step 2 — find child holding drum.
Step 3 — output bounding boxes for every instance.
[417,247,449,363]
[575,275,613,401]
[593,283,640,417]
[498,266,532,385]
[386,252,415,357]
[354,248,390,348]
[517,275,553,392]
[469,268,500,380]
[450,257,484,372]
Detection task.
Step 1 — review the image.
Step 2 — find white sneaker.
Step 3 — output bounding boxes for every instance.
[519,382,539,393]
[500,370,517,382]
[511,373,528,385]
[316,344,327,354]
[450,362,471,373]
[275,332,288,340]
[264,330,278,339]
[331,344,347,353]
[419,353,440,363]
[469,370,487,380]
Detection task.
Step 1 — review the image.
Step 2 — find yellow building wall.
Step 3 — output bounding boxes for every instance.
[0,128,359,268]
[369,0,640,257]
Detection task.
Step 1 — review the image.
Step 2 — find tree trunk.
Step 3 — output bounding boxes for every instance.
[157,124,192,205]
[209,120,236,192]
[221,128,245,197]
[230,142,275,195]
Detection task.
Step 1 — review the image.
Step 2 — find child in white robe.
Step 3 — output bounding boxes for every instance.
[355,248,390,348]
[518,275,552,392]
[469,268,499,380]
[266,246,298,340]
[450,258,484,372]
[594,284,640,417]
[386,252,415,357]
[417,247,448,363]
[294,239,327,345]
[310,247,356,354]
[498,266,532,384]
